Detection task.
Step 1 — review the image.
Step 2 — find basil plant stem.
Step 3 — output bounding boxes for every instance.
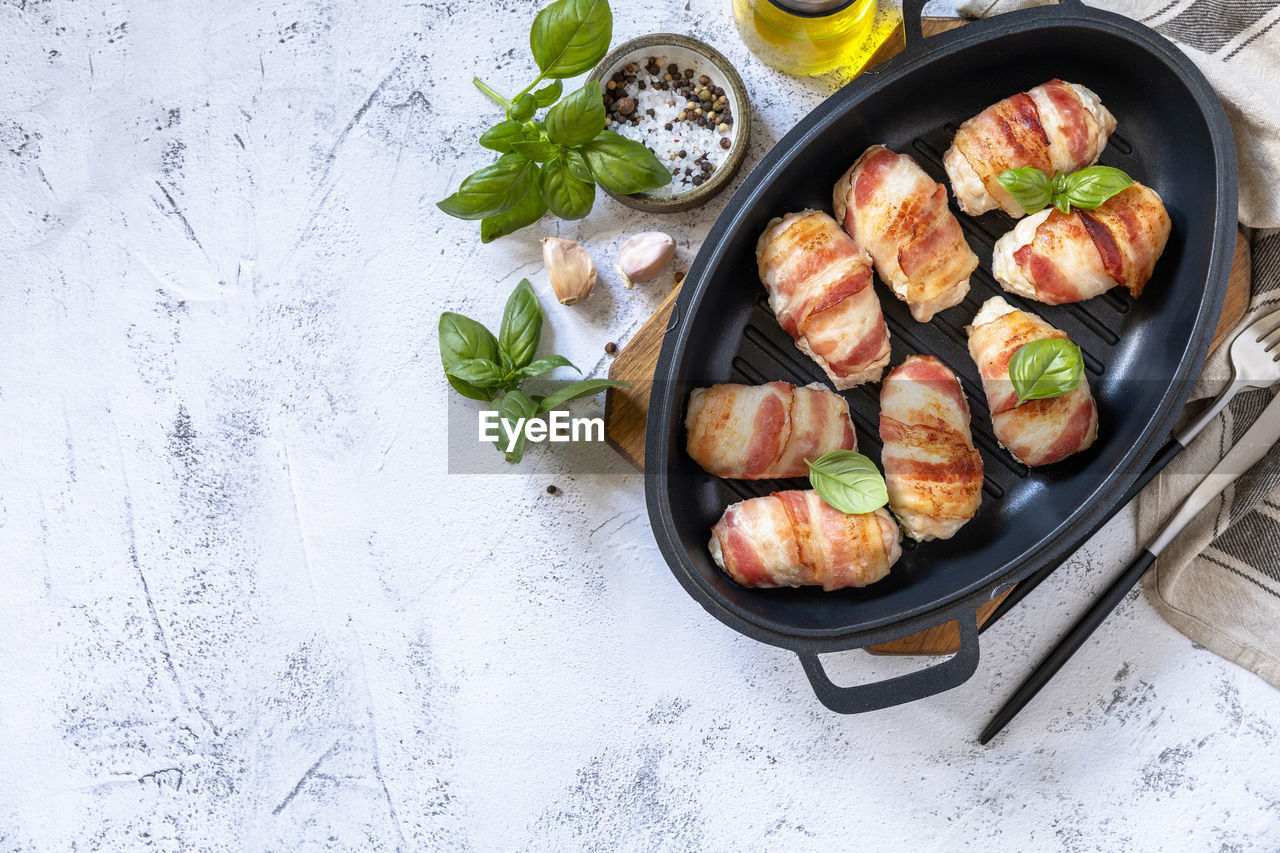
[473,77,511,110]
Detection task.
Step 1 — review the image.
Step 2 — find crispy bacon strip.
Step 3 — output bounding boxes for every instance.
[967,297,1098,467]
[709,490,900,590]
[879,356,983,541]
[756,210,891,388]
[685,381,856,479]
[944,79,1116,217]
[993,183,1171,305]
[833,145,979,322]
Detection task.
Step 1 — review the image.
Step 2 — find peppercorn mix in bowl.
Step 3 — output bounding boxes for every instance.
[588,34,750,213]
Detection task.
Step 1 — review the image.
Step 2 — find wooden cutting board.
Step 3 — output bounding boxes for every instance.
[604,17,1253,655]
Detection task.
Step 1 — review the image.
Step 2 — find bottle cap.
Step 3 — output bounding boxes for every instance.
[767,0,858,17]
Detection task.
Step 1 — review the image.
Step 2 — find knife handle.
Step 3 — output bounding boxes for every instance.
[980,549,1159,744]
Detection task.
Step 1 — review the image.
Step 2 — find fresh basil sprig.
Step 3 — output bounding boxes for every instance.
[437,0,670,243]
[439,278,630,462]
[1061,165,1134,211]
[996,165,1134,216]
[1008,338,1085,406]
[805,451,889,516]
[996,167,1055,215]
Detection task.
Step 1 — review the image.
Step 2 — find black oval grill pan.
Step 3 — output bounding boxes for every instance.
[644,0,1238,713]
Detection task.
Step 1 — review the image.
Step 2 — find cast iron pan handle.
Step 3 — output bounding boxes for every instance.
[902,0,928,48]
[904,0,1085,49]
[796,608,980,713]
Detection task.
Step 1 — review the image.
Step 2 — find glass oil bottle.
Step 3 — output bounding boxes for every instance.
[732,0,903,78]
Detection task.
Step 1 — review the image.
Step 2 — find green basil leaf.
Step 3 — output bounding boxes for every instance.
[545,81,604,147]
[510,140,561,163]
[530,0,612,79]
[446,357,510,388]
[1008,338,1084,405]
[579,130,671,195]
[538,377,630,413]
[439,311,499,369]
[805,450,889,516]
[996,166,1054,216]
[496,389,540,463]
[540,151,595,220]
[508,93,536,122]
[437,153,536,220]
[563,146,592,182]
[498,279,543,369]
[533,80,563,107]
[519,354,578,378]
[480,184,547,243]
[479,120,525,153]
[447,374,495,402]
[1061,165,1134,211]
[439,310,499,401]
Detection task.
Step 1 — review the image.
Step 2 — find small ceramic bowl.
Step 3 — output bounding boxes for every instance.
[588,34,750,213]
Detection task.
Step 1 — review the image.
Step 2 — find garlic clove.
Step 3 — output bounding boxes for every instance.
[615,231,675,290]
[541,237,597,305]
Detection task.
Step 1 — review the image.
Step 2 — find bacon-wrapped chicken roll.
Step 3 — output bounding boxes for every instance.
[709,490,901,590]
[945,79,1117,217]
[968,297,1098,467]
[992,183,1171,305]
[879,356,983,541]
[756,210,891,388]
[685,381,856,479]
[833,145,979,322]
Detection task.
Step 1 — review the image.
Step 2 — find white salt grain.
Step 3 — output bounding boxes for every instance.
[605,58,734,197]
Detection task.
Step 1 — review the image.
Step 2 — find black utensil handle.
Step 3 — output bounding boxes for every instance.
[798,608,980,714]
[981,435,1185,632]
[979,548,1159,744]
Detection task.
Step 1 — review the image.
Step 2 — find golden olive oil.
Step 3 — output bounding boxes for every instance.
[733,0,902,78]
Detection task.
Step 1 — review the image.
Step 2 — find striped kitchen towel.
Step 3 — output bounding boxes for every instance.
[1136,232,1280,689]
[954,0,1280,687]
[954,0,1280,229]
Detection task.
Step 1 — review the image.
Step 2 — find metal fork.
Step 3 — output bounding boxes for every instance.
[1174,308,1280,446]
[979,306,1280,632]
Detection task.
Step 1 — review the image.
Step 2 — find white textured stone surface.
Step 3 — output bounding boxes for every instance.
[2,0,1279,849]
